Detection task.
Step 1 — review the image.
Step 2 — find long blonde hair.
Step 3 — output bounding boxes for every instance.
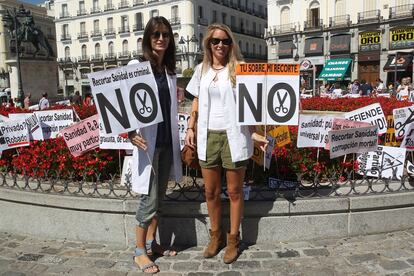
[201,24,243,87]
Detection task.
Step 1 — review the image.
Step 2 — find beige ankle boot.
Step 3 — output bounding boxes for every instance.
[223,232,240,264]
[203,229,226,258]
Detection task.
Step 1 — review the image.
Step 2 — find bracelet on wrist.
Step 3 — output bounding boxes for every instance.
[187,127,195,131]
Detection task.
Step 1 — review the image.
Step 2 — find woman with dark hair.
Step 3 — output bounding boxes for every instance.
[128,16,182,273]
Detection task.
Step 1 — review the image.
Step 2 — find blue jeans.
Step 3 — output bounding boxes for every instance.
[135,146,172,229]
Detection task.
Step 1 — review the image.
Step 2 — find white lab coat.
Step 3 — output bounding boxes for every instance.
[186,64,253,162]
[131,69,183,195]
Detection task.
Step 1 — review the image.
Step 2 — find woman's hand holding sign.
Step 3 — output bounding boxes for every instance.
[129,132,147,150]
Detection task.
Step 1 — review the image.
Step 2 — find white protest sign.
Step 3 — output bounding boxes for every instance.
[34,109,74,139]
[393,106,414,138]
[0,120,30,150]
[55,99,71,106]
[8,113,44,141]
[0,114,8,122]
[357,145,406,180]
[400,123,414,151]
[178,113,190,150]
[99,123,134,150]
[264,136,275,169]
[120,156,133,186]
[329,125,378,159]
[407,160,414,175]
[325,118,372,150]
[28,104,39,111]
[89,61,163,135]
[297,115,334,148]
[344,103,387,135]
[236,63,300,126]
[268,177,299,189]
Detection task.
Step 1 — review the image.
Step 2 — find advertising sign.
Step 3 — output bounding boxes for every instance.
[359,31,381,52]
[389,27,414,50]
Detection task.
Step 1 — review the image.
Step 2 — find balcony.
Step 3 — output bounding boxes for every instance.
[90,7,101,14]
[133,0,144,5]
[118,26,130,34]
[61,34,71,41]
[91,54,103,61]
[256,11,266,19]
[269,23,296,35]
[198,17,208,26]
[118,1,129,9]
[169,17,181,26]
[77,9,87,16]
[132,50,143,57]
[90,30,102,38]
[105,28,116,36]
[104,4,115,11]
[77,32,88,39]
[329,14,351,28]
[132,24,144,32]
[389,4,414,19]
[118,51,130,59]
[148,0,159,3]
[78,55,89,63]
[221,0,230,7]
[357,10,381,23]
[304,19,323,31]
[47,34,56,40]
[59,13,70,19]
[105,53,117,60]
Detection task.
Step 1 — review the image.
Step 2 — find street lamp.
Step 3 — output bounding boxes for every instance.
[179,34,198,70]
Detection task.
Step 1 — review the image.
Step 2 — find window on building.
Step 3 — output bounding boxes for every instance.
[174,33,179,47]
[122,40,129,53]
[80,22,86,33]
[222,13,227,24]
[107,17,113,29]
[253,44,256,54]
[79,1,85,12]
[259,24,262,35]
[230,16,235,28]
[171,5,178,20]
[62,24,69,36]
[253,22,256,34]
[95,43,101,56]
[61,4,68,16]
[137,38,143,53]
[238,41,242,51]
[280,6,290,25]
[135,12,143,29]
[150,9,159,17]
[364,0,376,11]
[212,10,217,23]
[308,1,320,26]
[240,18,244,32]
[199,6,203,18]
[81,44,87,57]
[121,15,128,29]
[259,45,262,55]
[64,46,70,58]
[252,2,255,12]
[237,0,241,8]
[108,42,114,55]
[93,0,99,9]
[246,42,249,53]
[199,33,203,50]
[396,0,409,5]
[335,0,345,16]
[94,20,99,31]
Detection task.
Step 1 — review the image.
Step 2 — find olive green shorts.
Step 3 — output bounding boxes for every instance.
[199,130,249,170]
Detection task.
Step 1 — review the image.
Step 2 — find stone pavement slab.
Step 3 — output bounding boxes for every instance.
[0,229,414,275]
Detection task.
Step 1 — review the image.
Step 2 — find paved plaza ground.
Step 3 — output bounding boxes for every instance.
[0,229,414,275]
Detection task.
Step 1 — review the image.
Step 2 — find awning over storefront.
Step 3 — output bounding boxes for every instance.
[383,54,413,72]
[319,58,352,80]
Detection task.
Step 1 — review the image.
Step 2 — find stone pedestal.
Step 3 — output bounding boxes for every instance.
[6,59,58,101]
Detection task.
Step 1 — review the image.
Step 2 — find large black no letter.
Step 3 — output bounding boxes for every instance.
[130,83,158,123]
[96,89,130,134]
[268,83,296,123]
[238,83,262,122]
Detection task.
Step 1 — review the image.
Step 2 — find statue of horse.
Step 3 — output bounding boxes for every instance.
[3,9,55,58]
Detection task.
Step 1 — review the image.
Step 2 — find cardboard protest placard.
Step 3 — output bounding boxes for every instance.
[329,125,378,159]
[0,120,30,150]
[268,177,299,189]
[400,123,414,151]
[297,115,333,148]
[120,156,133,186]
[393,106,414,138]
[236,63,300,126]
[357,145,406,180]
[34,109,74,139]
[8,113,43,141]
[264,136,275,169]
[99,123,133,150]
[385,115,400,147]
[178,113,190,150]
[89,61,163,135]
[344,103,387,135]
[324,118,371,150]
[60,114,100,157]
[255,125,291,147]
[251,143,264,166]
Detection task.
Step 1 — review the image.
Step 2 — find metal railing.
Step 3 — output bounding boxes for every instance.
[61,34,71,41]
[269,23,296,35]
[118,26,130,34]
[132,24,144,32]
[329,14,351,28]
[118,51,130,58]
[133,0,144,5]
[198,17,208,26]
[389,4,414,19]
[91,54,103,61]
[91,30,102,37]
[1,166,413,201]
[90,7,101,14]
[104,4,115,11]
[118,1,129,9]
[358,9,381,23]
[105,53,117,60]
[105,28,116,36]
[304,19,323,31]
[169,17,181,26]
[77,32,88,39]
[59,12,70,19]
[77,9,87,16]
[78,55,89,62]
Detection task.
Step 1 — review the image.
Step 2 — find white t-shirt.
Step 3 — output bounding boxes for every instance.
[208,81,226,130]
[39,97,49,110]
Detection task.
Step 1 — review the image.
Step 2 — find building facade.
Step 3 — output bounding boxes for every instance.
[0,0,57,100]
[266,0,414,89]
[54,0,267,96]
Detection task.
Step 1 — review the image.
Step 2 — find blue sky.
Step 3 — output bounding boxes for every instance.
[21,0,44,5]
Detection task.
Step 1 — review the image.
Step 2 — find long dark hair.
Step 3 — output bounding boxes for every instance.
[142,16,176,75]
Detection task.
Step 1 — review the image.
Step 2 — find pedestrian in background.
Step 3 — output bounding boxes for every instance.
[185,23,268,264]
[39,92,49,110]
[71,91,82,106]
[128,16,182,274]
[23,93,31,109]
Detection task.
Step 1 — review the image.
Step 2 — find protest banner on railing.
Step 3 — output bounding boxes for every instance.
[88,61,163,135]
[178,113,190,150]
[60,114,100,157]
[357,145,406,180]
[255,125,291,147]
[99,123,133,150]
[120,156,133,186]
[8,113,44,141]
[344,103,387,134]
[328,125,378,158]
[324,118,372,150]
[385,115,400,147]
[0,120,30,150]
[0,114,8,122]
[34,109,74,139]
[297,115,334,148]
[236,63,300,126]
[393,106,414,138]
[400,123,414,151]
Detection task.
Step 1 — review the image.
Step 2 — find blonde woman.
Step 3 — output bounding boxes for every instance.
[185,24,268,264]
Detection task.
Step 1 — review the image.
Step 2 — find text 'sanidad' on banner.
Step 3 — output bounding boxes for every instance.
[236,63,300,126]
[88,61,163,135]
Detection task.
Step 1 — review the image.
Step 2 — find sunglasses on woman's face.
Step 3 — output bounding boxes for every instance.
[151,31,170,39]
[210,38,232,46]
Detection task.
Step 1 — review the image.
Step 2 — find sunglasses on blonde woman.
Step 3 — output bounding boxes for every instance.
[151,31,170,39]
[210,38,232,46]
